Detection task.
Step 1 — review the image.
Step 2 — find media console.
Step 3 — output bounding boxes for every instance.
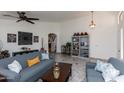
[12,50,39,56]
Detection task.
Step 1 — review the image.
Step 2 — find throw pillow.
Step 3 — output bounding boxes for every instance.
[95,60,109,72]
[114,75,124,82]
[8,60,22,73]
[41,53,49,60]
[102,63,120,82]
[27,56,40,67]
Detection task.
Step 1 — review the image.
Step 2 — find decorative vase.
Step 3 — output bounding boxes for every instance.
[77,32,79,36]
[73,33,76,36]
[81,32,84,36]
[53,63,60,79]
[84,32,88,35]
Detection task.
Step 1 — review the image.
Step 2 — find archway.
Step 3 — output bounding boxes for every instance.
[48,33,57,53]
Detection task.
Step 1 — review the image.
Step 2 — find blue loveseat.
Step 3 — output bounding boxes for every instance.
[0,51,54,82]
[86,57,124,82]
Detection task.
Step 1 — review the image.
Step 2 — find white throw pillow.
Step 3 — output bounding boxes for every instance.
[95,60,109,72]
[8,60,22,73]
[114,75,124,82]
[102,63,120,82]
[42,53,49,60]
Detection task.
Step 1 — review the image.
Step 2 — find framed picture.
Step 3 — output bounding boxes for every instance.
[34,36,39,43]
[7,33,16,43]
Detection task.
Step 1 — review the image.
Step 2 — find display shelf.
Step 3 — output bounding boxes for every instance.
[71,35,89,58]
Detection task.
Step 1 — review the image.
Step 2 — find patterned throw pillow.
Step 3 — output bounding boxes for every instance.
[95,60,109,72]
[114,75,124,82]
[102,63,120,82]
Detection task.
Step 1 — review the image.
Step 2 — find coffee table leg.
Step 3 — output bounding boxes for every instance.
[65,68,72,82]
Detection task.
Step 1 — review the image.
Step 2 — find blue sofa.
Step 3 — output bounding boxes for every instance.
[86,57,124,82]
[0,51,54,82]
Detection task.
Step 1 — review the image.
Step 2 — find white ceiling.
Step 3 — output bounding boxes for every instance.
[0,11,117,22]
[0,11,90,22]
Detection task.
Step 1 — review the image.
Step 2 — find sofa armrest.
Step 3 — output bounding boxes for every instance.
[86,63,96,69]
[0,67,21,82]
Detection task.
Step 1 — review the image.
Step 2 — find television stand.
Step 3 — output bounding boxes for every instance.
[12,50,39,56]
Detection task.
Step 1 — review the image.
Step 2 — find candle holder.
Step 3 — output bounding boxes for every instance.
[53,62,60,79]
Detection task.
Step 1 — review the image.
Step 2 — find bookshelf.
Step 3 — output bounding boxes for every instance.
[72,35,89,58]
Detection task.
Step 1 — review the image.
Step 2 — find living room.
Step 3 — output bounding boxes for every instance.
[0,11,123,82]
[1,0,124,93]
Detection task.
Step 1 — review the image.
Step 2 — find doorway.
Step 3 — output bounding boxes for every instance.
[48,33,57,53]
[120,28,124,59]
[118,12,124,60]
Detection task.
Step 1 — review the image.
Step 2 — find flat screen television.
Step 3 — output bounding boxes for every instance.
[18,32,33,45]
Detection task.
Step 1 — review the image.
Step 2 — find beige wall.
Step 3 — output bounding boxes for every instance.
[0,19,61,56]
[0,12,119,59]
[59,12,118,59]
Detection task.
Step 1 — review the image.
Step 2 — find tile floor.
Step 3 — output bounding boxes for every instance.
[39,53,102,82]
[55,54,87,82]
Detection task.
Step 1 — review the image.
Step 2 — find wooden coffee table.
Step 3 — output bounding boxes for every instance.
[41,63,72,82]
[0,74,7,82]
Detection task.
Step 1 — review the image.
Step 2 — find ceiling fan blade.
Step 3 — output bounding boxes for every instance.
[3,15,19,18]
[25,20,35,24]
[27,18,39,20]
[17,11,26,18]
[17,11,21,15]
[16,19,22,22]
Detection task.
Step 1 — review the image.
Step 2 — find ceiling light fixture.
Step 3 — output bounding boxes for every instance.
[89,11,96,28]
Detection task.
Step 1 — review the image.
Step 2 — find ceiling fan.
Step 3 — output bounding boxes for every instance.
[3,11,39,24]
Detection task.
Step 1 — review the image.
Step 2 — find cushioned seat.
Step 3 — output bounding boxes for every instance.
[15,52,41,69]
[86,68,104,82]
[0,51,54,82]
[86,57,124,82]
[19,60,54,82]
[108,57,124,75]
[86,63,96,69]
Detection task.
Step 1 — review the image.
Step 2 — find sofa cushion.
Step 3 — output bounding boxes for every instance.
[86,68,104,82]
[86,63,96,69]
[26,52,41,60]
[108,57,124,75]
[15,55,29,69]
[15,52,41,69]
[19,60,53,81]
[0,67,21,81]
[0,57,16,68]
